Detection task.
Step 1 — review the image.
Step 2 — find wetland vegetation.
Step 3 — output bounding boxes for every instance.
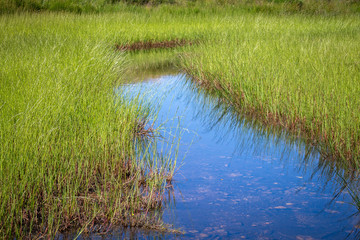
[1,0,360,238]
[124,73,360,239]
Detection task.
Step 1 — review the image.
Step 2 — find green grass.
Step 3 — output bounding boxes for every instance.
[0,12,187,238]
[1,0,359,14]
[1,3,360,238]
[180,13,360,169]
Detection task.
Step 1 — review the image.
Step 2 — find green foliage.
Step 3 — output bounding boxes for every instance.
[180,12,360,169]
[0,0,359,14]
[1,4,360,238]
[0,0,108,13]
[0,13,178,238]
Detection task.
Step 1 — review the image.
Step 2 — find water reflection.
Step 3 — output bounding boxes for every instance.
[61,227,180,240]
[182,76,360,196]
[118,73,360,239]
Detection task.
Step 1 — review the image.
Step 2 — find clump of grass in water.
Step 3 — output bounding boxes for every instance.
[0,17,179,240]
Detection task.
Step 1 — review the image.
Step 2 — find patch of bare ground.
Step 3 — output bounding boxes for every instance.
[116,39,194,51]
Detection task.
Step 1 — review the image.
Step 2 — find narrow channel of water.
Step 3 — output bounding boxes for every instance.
[115,73,360,239]
[73,73,360,239]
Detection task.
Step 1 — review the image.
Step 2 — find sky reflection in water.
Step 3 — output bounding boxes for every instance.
[117,74,360,239]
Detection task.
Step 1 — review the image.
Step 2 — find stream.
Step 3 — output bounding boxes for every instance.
[82,73,360,239]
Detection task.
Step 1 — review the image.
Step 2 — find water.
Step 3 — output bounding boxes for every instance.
[102,74,360,239]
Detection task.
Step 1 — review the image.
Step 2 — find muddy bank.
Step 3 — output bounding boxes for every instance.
[116,39,194,51]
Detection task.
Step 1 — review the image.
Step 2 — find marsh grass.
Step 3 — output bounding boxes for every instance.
[0,9,219,237]
[1,3,360,238]
[124,49,183,74]
[182,73,360,213]
[180,13,360,170]
[0,13,185,238]
[0,0,359,14]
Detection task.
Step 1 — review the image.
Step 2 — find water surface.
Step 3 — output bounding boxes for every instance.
[115,74,360,239]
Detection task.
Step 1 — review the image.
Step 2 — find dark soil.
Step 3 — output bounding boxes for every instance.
[116,39,194,51]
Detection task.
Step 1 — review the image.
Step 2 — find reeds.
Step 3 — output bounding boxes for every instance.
[0,0,359,14]
[1,3,359,238]
[0,13,181,238]
[180,13,360,170]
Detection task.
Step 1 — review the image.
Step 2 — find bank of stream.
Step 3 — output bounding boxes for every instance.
[66,72,360,239]
[109,72,360,239]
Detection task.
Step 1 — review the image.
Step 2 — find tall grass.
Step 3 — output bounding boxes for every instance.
[0,9,223,237]
[0,13,184,238]
[0,0,359,14]
[1,4,360,237]
[180,13,360,169]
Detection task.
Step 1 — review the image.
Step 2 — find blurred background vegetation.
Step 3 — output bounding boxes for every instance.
[0,0,359,14]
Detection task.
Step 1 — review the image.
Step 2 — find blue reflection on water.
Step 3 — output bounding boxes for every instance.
[117,74,359,239]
